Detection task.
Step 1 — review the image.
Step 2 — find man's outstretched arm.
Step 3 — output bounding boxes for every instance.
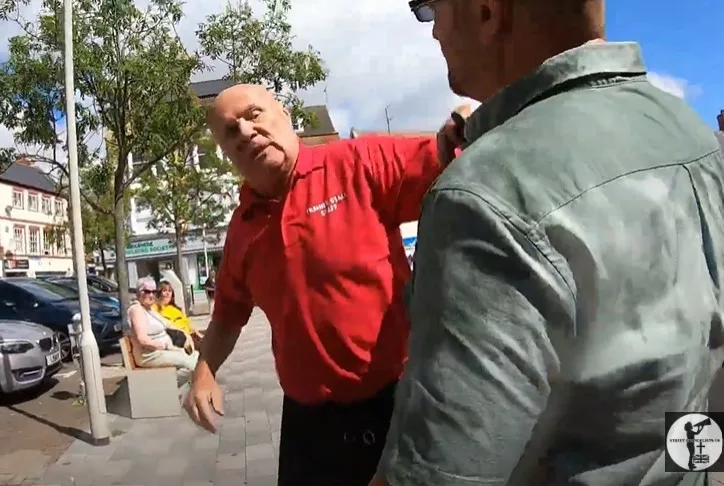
[372,187,573,485]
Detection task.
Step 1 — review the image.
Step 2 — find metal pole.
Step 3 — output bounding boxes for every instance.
[202,225,210,277]
[63,0,110,446]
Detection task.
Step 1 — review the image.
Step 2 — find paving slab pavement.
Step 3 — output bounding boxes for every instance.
[36,309,280,486]
[25,310,724,486]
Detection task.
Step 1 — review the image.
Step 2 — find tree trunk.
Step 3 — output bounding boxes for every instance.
[174,222,191,314]
[114,198,131,323]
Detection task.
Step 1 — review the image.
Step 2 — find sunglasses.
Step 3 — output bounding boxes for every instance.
[140,289,156,295]
[408,0,438,22]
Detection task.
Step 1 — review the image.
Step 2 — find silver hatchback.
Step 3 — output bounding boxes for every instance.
[0,320,63,393]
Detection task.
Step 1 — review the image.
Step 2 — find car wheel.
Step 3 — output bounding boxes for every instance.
[58,332,72,362]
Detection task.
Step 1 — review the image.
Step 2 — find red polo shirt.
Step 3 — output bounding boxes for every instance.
[213,136,441,404]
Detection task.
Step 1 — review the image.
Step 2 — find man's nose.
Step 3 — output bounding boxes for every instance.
[431,19,440,41]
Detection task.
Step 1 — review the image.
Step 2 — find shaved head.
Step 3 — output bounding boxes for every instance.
[208,84,299,197]
[431,0,605,101]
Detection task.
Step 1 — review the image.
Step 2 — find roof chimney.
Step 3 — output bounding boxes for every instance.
[717,110,724,132]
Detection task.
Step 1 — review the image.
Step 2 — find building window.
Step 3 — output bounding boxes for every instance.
[292,117,304,132]
[13,226,26,254]
[29,227,40,254]
[54,199,63,216]
[43,229,53,255]
[42,196,52,215]
[28,193,39,212]
[56,233,67,255]
[12,190,24,209]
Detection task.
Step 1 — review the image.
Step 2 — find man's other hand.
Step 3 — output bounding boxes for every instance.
[438,104,473,167]
[184,365,225,433]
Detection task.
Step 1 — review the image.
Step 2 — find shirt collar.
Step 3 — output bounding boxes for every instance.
[238,142,322,215]
[465,42,646,142]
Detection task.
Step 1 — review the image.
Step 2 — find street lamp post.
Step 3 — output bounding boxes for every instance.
[63,0,110,446]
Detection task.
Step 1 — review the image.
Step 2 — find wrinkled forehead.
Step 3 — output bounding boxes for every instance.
[210,87,276,125]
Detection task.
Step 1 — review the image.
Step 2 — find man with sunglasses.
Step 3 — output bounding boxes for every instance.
[372,1,724,485]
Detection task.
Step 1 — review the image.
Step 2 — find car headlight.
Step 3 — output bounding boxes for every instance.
[0,341,34,354]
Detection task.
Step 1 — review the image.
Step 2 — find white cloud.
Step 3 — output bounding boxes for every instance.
[179,0,474,135]
[0,124,14,150]
[647,72,700,100]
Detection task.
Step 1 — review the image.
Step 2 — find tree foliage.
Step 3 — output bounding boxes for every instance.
[0,0,205,316]
[135,133,235,239]
[196,0,327,125]
[134,132,235,304]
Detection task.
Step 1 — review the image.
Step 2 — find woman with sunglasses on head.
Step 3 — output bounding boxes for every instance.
[127,277,198,371]
[154,280,205,350]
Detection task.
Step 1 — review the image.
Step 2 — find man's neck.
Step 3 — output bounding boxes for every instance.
[248,160,296,200]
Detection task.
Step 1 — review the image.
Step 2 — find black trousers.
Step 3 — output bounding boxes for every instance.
[277,382,397,486]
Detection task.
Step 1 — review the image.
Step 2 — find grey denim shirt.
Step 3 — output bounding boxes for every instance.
[378,42,724,486]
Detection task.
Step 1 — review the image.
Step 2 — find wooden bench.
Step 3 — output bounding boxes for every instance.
[118,336,181,419]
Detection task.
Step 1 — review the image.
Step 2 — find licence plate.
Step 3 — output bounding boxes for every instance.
[113,323,122,332]
[46,350,61,366]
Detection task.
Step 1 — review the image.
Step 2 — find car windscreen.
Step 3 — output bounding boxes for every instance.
[53,279,105,296]
[11,280,79,301]
[93,276,119,291]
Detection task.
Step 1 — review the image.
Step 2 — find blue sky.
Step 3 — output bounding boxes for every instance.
[608,0,722,128]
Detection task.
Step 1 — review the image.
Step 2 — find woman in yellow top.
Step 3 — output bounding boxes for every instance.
[154,281,204,349]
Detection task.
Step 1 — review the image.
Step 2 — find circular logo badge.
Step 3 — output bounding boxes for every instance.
[666,413,723,471]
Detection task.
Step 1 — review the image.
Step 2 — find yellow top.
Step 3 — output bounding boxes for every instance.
[154,303,192,335]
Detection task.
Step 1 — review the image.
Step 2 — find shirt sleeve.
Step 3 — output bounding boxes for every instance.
[212,211,254,329]
[357,136,442,226]
[378,188,573,485]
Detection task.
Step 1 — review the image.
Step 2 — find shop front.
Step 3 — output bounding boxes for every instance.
[104,231,226,289]
[1,256,73,278]
[3,258,30,277]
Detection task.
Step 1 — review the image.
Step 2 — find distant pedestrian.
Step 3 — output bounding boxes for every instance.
[183,83,467,486]
[203,268,216,316]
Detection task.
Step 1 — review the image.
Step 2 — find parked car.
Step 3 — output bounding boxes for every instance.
[86,275,136,295]
[46,277,120,310]
[0,278,123,360]
[0,320,63,393]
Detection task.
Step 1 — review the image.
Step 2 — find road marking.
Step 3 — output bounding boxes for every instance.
[55,370,78,379]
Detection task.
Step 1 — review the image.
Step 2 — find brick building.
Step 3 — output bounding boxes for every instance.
[0,159,72,278]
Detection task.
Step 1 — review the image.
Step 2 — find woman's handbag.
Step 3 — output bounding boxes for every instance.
[165,328,187,348]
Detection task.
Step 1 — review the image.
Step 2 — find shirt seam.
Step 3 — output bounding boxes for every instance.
[428,187,576,301]
[533,148,721,225]
[385,449,500,485]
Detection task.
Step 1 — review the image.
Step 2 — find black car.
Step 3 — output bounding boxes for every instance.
[46,277,121,310]
[0,278,123,360]
[86,275,136,295]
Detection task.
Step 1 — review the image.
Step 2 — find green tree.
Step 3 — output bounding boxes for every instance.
[78,164,127,274]
[196,0,327,124]
[0,0,205,317]
[134,133,235,310]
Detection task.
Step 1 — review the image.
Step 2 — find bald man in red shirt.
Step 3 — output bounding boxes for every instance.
[184,83,467,486]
